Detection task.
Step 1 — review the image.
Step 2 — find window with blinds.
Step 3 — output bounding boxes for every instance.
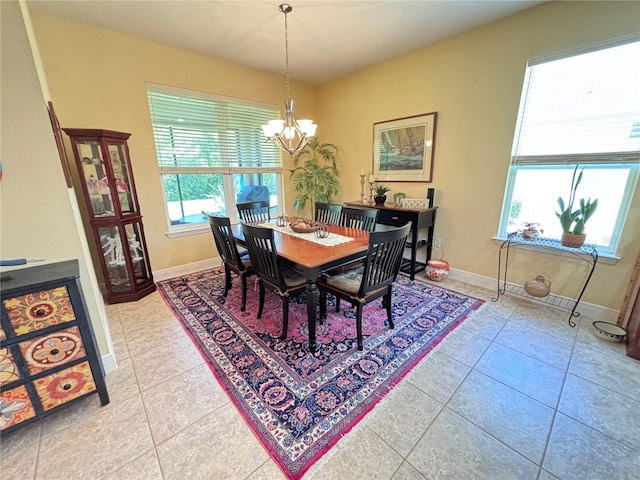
[146,84,284,233]
[498,38,640,255]
[147,85,282,171]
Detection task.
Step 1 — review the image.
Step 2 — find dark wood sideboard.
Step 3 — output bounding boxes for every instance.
[344,201,438,280]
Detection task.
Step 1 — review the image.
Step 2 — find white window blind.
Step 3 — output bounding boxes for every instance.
[512,39,640,166]
[147,84,282,170]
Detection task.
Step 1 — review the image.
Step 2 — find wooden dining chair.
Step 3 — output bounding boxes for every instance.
[236,201,271,223]
[339,206,378,231]
[242,223,307,340]
[318,223,411,350]
[207,214,255,311]
[314,202,343,225]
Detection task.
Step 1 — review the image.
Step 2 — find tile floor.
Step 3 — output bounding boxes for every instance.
[2,276,639,480]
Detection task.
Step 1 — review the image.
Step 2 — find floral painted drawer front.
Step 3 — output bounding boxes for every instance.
[0,347,21,386]
[19,326,86,375]
[3,286,76,336]
[34,361,96,411]
[0,385,36,430]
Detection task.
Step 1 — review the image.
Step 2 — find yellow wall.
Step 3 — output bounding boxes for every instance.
[318,0,640,311]
[29,12,317,273]
[1,1,112,360]
[29,1,640,312]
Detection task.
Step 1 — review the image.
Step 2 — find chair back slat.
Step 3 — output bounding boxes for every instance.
[237,201,271,223]
[360,223,411,297]
[315,202,342,225]
[242,223,285,288]
[207,215,247,270]
[340,206,378,232]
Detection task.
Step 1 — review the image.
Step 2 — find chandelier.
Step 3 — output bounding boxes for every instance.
[261,4,317,156]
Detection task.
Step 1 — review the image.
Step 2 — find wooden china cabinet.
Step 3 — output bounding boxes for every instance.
[63,129,155,304]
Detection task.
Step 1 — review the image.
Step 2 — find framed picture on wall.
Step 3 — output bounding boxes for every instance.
[47,101,73,188]
[372,112,437,182]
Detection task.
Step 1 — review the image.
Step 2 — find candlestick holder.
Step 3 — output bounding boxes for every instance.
[359,174,367,203]
[368,180,376,204]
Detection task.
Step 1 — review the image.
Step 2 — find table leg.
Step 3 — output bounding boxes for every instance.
[410,224,418,280]
[306,280,317,353]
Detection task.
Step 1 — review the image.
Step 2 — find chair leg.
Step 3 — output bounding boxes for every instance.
[223,265,232,297]
[384,289,394,329]
[356,303,364,351]
[240,274,248,312]
[257,282,265,318]
[281,296,289,340]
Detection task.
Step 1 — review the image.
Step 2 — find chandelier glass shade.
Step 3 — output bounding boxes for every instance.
[261,4,317,156]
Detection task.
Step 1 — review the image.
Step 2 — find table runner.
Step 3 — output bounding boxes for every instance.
[258,223,355,246]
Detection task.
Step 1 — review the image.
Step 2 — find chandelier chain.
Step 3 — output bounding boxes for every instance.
[284,8,291,100]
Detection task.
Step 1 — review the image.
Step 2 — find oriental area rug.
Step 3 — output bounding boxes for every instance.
[156,268,484,479]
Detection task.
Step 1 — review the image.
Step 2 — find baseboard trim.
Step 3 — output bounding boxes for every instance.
[101,352,118,374]
[153,258,222,282]
[448,267,618,324]
[152,261,616,327]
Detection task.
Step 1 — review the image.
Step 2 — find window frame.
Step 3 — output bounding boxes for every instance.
[497,36,640,258]
[146,83,284,236]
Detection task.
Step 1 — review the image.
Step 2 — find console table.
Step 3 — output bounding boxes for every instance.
[344,200,437,280]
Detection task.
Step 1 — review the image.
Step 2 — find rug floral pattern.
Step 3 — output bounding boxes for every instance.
[157,269,484,479]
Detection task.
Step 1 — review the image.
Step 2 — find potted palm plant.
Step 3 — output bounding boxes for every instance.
[556,165,598,248]
[373,184,391,205]
[290,137,340,217]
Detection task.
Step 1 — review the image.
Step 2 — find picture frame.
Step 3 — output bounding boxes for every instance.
[47,101,73,188]
[372,112,437,182]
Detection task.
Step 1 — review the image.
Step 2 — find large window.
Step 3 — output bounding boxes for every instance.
[147,84,283,234]
[498,38,640,256]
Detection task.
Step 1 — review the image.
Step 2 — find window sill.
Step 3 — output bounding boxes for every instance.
[166,225,210,238]
[492,236,620,265]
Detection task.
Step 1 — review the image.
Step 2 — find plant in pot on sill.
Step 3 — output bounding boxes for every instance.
[556,165,598,248]
[373,184,391,205]
[290,137,340,218]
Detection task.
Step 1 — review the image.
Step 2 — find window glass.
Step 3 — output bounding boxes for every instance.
[163,173,225,225]
[499,38,640,255]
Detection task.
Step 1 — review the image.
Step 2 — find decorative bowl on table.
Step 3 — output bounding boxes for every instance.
[592,321,627,343]
[289,219,320,233]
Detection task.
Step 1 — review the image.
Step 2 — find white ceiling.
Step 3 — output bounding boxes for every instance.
[26,0,545,84]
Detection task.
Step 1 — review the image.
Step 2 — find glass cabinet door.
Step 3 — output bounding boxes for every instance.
[98,225,129,292]
[124,222,151,284]
[106,142,137,215]
[97,222,151,294]
[77,141,115,218]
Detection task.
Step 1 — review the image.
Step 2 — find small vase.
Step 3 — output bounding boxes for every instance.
[522,223,542,240]
[523,275,551,297]
[426,259,450,282]
[561,233,586,248]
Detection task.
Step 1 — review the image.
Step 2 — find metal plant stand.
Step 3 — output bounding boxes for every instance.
[492,233,598,327]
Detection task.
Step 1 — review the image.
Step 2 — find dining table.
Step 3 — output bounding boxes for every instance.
[231,221,370,353]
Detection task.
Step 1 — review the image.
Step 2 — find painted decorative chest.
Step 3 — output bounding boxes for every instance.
[0,260,109,433]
